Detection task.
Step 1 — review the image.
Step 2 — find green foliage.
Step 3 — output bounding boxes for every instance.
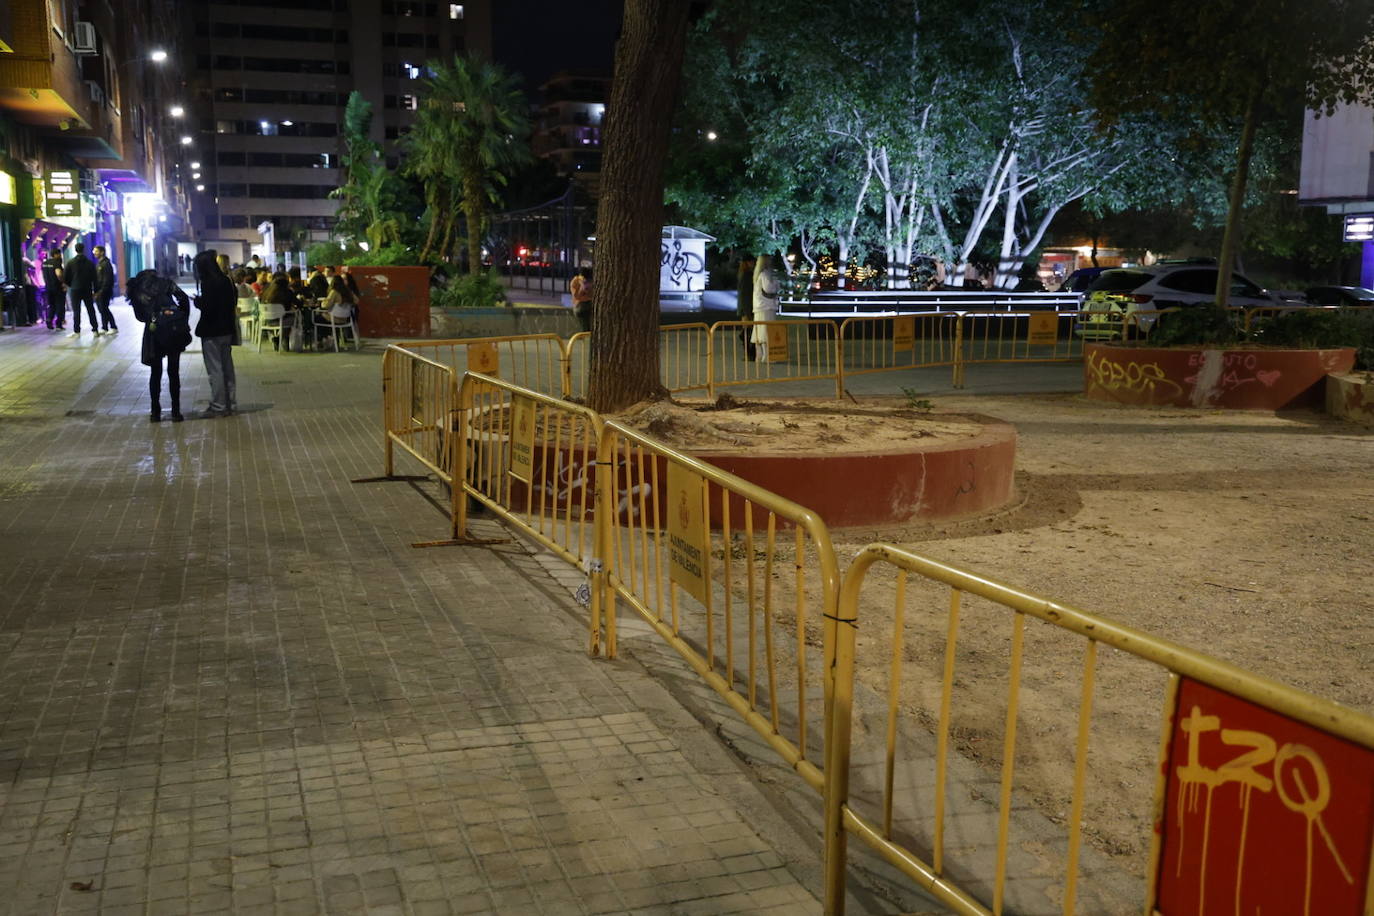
[433,271,508,309]
[900,388,934,411]
[1253,308,1374,368]
[343,244,420,267]
[331,92,414,251]
[306,241,347,267]
[1149,304,1244,347]
[404,54,531,271]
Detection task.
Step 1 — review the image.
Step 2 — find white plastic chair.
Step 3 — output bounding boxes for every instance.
[313,303,360,351]
[256,302,289,352]
[237,294,258,343]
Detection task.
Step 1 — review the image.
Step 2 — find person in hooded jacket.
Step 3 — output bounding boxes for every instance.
[193,250,239,417]
[129,270,191,422]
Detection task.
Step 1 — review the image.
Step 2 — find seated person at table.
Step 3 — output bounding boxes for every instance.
[234,269,257,323]
[251,269,270,297]
[262,272,300,309]
[307,266,329,300]
[322,275,355,316]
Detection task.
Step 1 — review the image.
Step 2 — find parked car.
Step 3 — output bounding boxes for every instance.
[1074,265,1281,340]
[1304,285,1374,307]
[1056,267,1109,293]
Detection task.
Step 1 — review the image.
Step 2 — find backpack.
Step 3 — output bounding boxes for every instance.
[153,299,192,352]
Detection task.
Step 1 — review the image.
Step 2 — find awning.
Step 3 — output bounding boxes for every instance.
[21,219,81,251]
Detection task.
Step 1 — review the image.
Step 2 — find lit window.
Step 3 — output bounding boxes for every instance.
[403,62,420,79]
[449,3,463,18]
[401,94,418,111]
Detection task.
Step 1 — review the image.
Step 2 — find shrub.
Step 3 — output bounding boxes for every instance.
[344,244,419,267]
[1149,303,1243,347]
[434,271,508,309]
[305,240,346,267]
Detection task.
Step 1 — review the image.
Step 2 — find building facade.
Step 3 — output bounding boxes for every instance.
[190,0,491,264]
[1299,104,1374,288]
[0,0,196,294]
[531,70,607,194]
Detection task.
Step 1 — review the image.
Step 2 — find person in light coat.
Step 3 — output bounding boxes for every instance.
[751,255,779,361]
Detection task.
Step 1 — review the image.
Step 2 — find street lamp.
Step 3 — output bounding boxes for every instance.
[149,49,168,62]
[195,184,205,192]
[180,136,192,146]
[169,105,184,117]
[190,161,201,169]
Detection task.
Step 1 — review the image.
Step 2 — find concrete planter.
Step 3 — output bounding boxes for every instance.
[1084,344,1356,409]
[430,306,577,340]
[348,266,431,338]
[505,413,1017,529]
[1326,372,1374,426]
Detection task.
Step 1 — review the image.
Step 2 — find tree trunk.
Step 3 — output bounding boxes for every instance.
[586,0,692,413]
[1215,84,1261,308]
[462,168,485,276]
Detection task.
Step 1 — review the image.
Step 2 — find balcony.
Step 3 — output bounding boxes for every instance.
[0,0,93,130]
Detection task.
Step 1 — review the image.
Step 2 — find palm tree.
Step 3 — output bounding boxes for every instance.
[410,55,531,274]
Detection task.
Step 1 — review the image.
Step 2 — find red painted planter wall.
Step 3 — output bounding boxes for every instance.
[348,266,430,338]
[1084,344,1356,410]
[509,417,1017,529]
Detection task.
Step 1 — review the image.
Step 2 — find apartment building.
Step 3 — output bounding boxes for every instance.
[190,0,491,263]
[531,70,608,193]
[0,0,196,288]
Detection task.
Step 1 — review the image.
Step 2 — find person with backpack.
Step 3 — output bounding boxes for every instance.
[129,270,191,422]
[193,250,239,418]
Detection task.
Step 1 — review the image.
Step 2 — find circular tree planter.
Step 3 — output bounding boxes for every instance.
[1084,343,1356,410]
[508,402,1017,529]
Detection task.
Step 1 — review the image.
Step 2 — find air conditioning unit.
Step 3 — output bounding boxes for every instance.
[71,22,98,56]
[84,80,105,106]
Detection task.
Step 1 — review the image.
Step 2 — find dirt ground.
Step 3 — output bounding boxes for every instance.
[619,391,1374,877]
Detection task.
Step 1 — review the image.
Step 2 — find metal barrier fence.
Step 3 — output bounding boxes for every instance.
[836,313,959,390]
[380,345,461,537]
[709,319,843,398]
[455,371,609,653]
[955,311,1086,387]
[823,543,1374,915]
[659,322,712,395]
[595,419,843,794]
[398,334,567,398]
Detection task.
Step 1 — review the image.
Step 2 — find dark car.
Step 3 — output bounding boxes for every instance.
[1057,267,1109,293]
[1304,286,1374,307]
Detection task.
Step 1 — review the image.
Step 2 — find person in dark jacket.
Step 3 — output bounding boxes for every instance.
[92,245,118,333]
[63,242,99,336]
[129,270,191,422]
[193,250,239,417]
[41,246,65,330]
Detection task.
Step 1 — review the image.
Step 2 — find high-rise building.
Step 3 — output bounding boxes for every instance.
[190,0,491,264]
[531,70,608,194]
[0,0,197,289]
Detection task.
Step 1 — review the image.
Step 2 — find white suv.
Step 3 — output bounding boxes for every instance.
[1076,264,1281,339]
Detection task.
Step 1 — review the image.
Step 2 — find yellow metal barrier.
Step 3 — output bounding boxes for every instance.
[955,311,1084,387]
[378,344,461,540]
[563,331,590,401]
[709,319,842,398]
[823,543,1374,915]
[399,334,566,398]
[659,322,712,394]
[837,313,959,392]
[595,418,843,795]
[455,371,608,653]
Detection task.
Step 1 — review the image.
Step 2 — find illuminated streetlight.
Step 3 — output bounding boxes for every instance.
[195,184,205,192]
[169,105,184,117]
[190,161,201,169]
[192,172,201,180]
[706,130,718,141]
[180,136,192,145]
[149,49,168,63]
[281,120,294,126]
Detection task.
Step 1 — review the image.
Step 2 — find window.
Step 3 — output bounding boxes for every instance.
[384,95,397,110]
[221,215,250,229]
[1158,269,1215,294]
[400,94,418,111]
[450,3,464,18]
[402,62,421,79]
[217,151,247,165]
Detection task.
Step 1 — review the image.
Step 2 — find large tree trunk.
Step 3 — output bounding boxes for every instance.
[462,165,485,277]
[586,0,691,413]
[1215,84,1261,309]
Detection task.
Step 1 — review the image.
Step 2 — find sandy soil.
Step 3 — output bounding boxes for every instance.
[620,391,1374,876]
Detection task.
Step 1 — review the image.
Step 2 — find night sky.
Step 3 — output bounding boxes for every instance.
[492,0,624,90]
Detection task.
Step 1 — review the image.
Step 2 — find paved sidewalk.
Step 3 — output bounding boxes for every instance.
[0,306,916,915]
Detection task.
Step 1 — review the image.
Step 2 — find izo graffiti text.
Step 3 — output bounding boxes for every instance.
[1155,679,1374,916]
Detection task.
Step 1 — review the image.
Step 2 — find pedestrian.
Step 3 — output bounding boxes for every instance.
[129,271,190,422]
[92,245,119,333]
[307,265,329,300]
[192,250,239,418]
[41,245,65,329]
[216,253,232,277]
[570,266,593,333]
[63,242,98,336]
[736,258,756,361]
[247,253,263,273]
[751,255,780,362]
